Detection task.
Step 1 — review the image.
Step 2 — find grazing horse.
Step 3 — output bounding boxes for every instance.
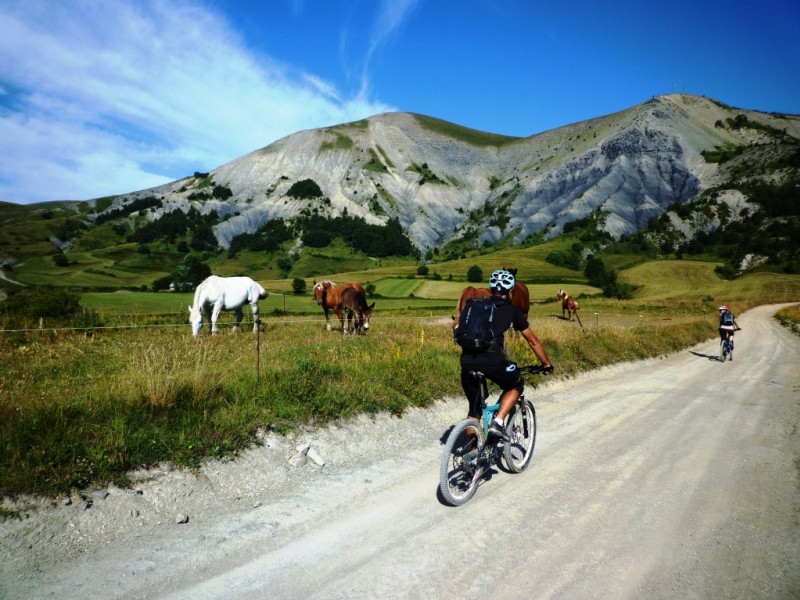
[188,275,268,337]
[312,280,367,331]
[556,289,580,321]
[337,286,375,334]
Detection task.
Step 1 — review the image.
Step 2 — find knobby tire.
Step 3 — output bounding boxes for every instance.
[721,338,732,362]
[503,398,537,473]
[439,420,484,506]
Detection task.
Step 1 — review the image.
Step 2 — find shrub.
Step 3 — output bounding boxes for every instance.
[152,275,172,292]
[228,220,292,258]
[212,185,233,200]
[292,278,306,294]
[0,286,83,326]
[467,265,483,282]
[287,179,323,199]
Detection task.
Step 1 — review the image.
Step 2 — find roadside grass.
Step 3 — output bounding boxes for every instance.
[1,307,723,499]
[775,304,800,337]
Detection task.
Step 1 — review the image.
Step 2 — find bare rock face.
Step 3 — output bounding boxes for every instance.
[101,94,800,251]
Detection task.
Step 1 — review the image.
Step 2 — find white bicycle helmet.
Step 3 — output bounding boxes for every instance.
[489,269,515,293]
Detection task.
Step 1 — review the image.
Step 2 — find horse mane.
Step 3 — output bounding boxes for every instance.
[313,280,337,293]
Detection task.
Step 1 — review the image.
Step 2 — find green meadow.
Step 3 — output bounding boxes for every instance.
[2,243,799,500]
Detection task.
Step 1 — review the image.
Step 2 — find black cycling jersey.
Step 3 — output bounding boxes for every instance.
[458,294,530,419]
[460,295,529,367]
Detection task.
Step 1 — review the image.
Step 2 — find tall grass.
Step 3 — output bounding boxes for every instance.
[775,304,800,337]
[0,308,726,498]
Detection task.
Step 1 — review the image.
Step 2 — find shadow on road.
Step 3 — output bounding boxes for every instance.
[689,350,722,362]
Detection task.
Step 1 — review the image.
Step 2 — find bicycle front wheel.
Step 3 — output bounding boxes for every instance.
[439,419,484,506]
[503,398,537,473]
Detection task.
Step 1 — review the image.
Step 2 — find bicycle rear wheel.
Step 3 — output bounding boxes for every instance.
[721,339,730,362]
[503,398,537,473]
[439,419,484,506]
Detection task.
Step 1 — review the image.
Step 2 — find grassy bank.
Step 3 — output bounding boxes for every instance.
[1,306,721,498]
[775,304,800,337]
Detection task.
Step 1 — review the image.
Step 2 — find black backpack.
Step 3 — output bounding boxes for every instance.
[454,296,500,352]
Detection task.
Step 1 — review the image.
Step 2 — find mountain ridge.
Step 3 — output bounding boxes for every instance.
[95,93,798,253]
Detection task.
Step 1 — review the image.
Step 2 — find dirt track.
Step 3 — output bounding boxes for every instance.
[2,304,799,599]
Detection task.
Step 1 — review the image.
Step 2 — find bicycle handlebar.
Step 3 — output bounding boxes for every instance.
[519,364,554,375]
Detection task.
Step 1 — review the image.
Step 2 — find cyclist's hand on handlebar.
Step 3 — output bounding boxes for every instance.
[530,364,554,375]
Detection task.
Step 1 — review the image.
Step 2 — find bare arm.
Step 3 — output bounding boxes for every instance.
[520,327,552,368]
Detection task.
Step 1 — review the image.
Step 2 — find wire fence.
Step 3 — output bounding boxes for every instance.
[0,312,456,334]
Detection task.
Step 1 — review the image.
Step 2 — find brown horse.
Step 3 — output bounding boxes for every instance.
[337,286,375,334]
[452,277,531,329]
[501,267,530,319]
[312,280,366,331]
[556,289,580,321]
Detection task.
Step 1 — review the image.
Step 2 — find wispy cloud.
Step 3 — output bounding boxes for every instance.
[0,0,392,203]
[358,0,421,97]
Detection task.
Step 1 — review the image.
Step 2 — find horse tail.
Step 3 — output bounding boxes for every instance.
[190,279,207,311]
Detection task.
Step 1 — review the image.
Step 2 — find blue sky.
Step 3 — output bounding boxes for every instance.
[1,0,798,204]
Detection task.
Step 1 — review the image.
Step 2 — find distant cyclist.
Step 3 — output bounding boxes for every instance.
[718,304,741,354]
[457,269,553,441]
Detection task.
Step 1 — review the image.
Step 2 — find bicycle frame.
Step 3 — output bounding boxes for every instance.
[481,401,501,436]
[439,365,540,506]
[471,373,499,437]
[470,367,533,437]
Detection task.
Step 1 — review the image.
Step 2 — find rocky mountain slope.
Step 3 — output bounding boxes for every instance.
[102,94,800,252]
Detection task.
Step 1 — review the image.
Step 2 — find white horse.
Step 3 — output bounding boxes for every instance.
[188,276,268,337]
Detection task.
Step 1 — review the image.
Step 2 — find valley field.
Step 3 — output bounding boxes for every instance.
[1,258,798,498]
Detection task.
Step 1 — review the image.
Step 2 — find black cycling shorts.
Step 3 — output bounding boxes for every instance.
[461,361,523,419]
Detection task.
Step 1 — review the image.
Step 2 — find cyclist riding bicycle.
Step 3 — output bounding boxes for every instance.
[457,269,553,441]
[718,304,740,350]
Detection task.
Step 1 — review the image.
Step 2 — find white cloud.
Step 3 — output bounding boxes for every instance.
[359,0,421,96]
[0,0,393,203]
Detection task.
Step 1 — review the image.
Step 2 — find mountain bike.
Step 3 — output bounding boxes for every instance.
[439,364,545,506]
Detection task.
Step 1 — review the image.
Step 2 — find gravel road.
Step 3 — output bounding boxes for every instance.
[2,304,799,599]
